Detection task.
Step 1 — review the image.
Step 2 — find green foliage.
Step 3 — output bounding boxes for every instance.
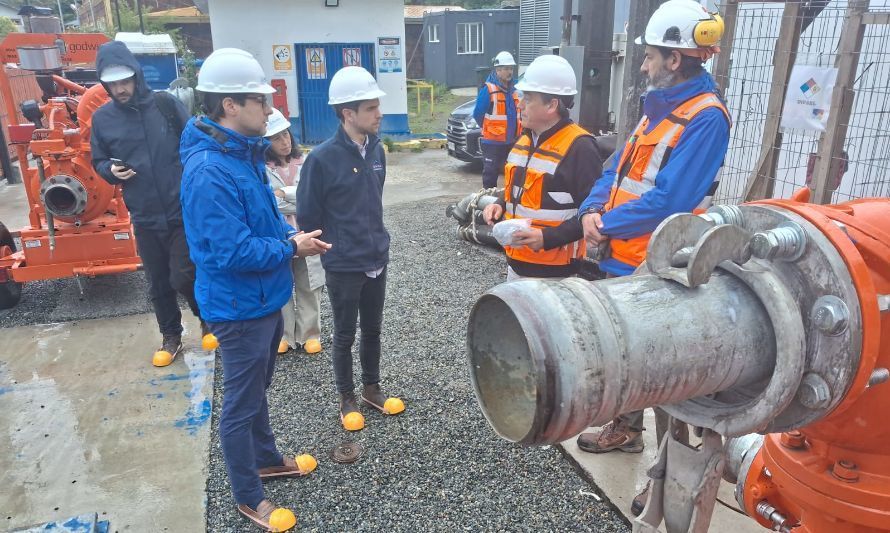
[382,137,396,152]
[0,17,17,40]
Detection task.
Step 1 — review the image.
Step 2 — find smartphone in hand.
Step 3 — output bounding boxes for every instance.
[109,158,132,171]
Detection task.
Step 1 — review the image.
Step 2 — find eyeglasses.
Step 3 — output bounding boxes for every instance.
[244,94,272,108]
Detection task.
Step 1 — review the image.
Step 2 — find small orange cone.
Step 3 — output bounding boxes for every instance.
[342,411,365,431]
[383,397,406,415]
[201,333,219,351]
[268,507,296,532]
[152,350,174,367]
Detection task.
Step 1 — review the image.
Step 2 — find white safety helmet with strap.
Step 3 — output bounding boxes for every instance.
[493,51,516,67]
[514,54,577,96]
[328,66,386,105]
[635,0,724,59]
[264,108,291,138]
[196,48,275,94]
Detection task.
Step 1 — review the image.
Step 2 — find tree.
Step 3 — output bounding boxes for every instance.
[0,17,16,40]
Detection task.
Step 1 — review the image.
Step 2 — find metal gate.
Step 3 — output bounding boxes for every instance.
[295,42,376,144]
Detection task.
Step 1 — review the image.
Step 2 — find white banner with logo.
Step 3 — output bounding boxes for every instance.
[780,65,838,131]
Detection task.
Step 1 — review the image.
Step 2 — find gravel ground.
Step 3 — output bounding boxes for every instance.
[0,271,153,328]
[204,197,630,533]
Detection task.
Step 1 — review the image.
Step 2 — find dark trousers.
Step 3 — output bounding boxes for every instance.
[326,269,386,393]
[481,142,511,189]
[134,222,201,336]
[209,311,284,509]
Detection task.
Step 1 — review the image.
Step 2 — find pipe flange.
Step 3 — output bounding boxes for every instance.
[39,174,88,218]
[663,261,807,436]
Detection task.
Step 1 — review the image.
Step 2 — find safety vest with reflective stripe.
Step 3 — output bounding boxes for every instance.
[503,122,591,267]
[481,81,521,143]
[606,92,730,268]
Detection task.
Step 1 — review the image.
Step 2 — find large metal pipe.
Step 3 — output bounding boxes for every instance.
[467,271,776,445]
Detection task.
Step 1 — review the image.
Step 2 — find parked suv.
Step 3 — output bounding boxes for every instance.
[446,100,482,164]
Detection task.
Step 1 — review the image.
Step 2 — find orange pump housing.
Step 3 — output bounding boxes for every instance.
[742,197,890,532]
[0,72,141,283]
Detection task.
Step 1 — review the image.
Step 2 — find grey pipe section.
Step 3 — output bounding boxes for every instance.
[446,190,501,225]
[466,272,776,445]
[457,223,500,249]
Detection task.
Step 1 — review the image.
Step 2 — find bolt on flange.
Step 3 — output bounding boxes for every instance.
[750,221,807,261]
[810,295,849,336]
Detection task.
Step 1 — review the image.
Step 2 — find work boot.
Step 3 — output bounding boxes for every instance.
[631,481,651,516]
[200,320,218,351]
[361,383,406,415]
[277,339,290,354]
[339,391,365,431]
[576,419,644,453]
[152,333,183,367]
[303,338,322,354]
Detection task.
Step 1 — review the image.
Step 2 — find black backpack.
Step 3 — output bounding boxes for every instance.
[153,90,186,138]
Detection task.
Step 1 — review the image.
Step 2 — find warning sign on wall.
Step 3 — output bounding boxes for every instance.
[272,44,293,71]
[376,36,402,73]
[343,47,362,67]
[306,47,326,79]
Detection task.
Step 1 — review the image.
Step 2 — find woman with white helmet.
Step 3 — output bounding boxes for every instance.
[264,108,325,357]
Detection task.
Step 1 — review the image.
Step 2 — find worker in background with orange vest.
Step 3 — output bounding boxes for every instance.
[574,0,731,516]
[473,51,521,189]
[482,54,602,280]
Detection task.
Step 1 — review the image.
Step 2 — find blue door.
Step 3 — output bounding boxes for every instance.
[295,42,376,144]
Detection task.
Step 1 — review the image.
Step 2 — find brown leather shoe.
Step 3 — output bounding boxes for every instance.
[576,419,644,453]
[631,481,651,516]
[236,499,296,532]
[360,383,388,411]
[340,391,361,417]
[258,455,315,480]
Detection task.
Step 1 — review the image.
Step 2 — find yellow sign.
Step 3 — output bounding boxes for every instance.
[272,44,293,71]
[306,47,326,79]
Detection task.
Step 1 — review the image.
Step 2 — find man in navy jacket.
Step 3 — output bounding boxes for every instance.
[91,41,211,366]
[180,48,328,531]
[298,66,405,431]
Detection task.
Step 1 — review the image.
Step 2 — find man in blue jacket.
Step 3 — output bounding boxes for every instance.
[180,48,328,531]
[91,41,213,366]
[473,51,521,188]
[574,0,731,516]
[297,66,405,431]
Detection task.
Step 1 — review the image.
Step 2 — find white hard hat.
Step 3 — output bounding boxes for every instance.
[493,51,516,67]
[514,55,577,96]
[328,66,386,105]
[264,108,291,138]
[100,65,136,83]
[196,48,275,94]
[635,0,724,50]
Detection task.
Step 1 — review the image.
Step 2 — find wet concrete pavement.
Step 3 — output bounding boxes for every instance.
[0,314,213,532]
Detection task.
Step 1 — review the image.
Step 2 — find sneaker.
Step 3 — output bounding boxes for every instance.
[576,419,644,453]
[152,334,183,367]
[631,481,651,516]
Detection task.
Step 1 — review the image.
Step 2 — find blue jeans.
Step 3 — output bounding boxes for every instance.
[325,269,386,393]
[208,311,284,508]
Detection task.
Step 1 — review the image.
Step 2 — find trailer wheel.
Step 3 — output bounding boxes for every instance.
[0,221,23,310]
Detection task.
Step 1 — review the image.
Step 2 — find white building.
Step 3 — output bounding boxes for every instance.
[208,0,409,143]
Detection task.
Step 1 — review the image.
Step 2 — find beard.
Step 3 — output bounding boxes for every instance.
[647,66,676,91]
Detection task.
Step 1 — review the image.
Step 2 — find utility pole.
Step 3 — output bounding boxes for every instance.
[575,0,615,134]
[617,0,667,142]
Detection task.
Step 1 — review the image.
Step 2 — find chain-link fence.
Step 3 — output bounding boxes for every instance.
[714,1,890,205]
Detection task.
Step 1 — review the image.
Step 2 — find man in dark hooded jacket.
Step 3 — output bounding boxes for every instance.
[91,41,216,367]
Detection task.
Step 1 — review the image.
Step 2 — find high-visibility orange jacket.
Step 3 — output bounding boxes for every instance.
[605,92,730,268]
[480,81,521,144]
[502,121,594,274]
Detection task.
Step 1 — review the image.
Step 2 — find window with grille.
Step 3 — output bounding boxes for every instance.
[457,22,484,55]
[428,24,440,43]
